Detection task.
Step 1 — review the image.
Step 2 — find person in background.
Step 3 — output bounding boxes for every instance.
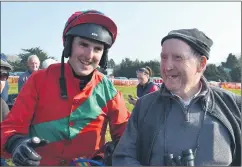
[1,76,9,102]
[128,66,159,105]
[0,54,13,121]
[42,58,58,69]
[0,54,9,103]
[18,54,40,92]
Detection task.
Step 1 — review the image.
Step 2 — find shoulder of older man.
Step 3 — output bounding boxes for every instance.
[210,85,241,103]
[209,85,241,117]
[138,90,161,104]
[134,90,163,120]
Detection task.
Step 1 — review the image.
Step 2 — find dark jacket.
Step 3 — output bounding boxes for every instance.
[1,98,10,122]
[137,81,159,98]
[0,81,9,102]
[113,79,241,166]
[18,70,32,92]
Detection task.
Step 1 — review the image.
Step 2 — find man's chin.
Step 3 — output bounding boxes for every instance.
[75,69,93,76]
[164,83,180,92]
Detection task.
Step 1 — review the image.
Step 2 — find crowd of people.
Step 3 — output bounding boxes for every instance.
[0,9,241,166]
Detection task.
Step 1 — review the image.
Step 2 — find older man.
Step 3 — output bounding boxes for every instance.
[18,54,40,92]
[113,28,241,166]
[0,54,13,121]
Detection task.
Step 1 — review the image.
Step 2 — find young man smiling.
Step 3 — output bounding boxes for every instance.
[1,10,130,166]
[113,28,241,166]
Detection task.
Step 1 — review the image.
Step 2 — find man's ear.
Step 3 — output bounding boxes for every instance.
[197,56,207,73]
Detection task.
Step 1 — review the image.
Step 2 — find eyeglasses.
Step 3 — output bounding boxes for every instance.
[0,72,9,81]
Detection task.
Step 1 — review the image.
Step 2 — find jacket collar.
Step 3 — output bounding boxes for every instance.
[159,76,214,112]
[64,62,100,93]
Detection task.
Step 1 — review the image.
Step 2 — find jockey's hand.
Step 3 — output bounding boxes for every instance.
[5,135,49,166]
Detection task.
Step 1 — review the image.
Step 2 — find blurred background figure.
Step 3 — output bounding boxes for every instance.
[0,53,10,103]
[128,66,159,105]
[0,53,13,121]
[18,55,40,92]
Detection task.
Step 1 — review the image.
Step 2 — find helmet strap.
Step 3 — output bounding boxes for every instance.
[59,50,68,99]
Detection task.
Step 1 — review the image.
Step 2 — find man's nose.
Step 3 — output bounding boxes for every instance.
[85,47,95,59]
[163,57,174,71]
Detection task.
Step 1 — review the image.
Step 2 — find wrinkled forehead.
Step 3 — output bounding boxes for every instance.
[161,38,192,55]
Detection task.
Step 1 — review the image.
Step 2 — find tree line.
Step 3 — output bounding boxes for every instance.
[4,47,241,82]
[109,53,241,82]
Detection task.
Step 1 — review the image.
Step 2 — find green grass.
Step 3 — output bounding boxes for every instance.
[115,85,136,112]
[226,88,241,95]
[8,83,18,94]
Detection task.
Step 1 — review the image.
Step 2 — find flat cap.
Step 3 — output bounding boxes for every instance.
[161,28,213,59]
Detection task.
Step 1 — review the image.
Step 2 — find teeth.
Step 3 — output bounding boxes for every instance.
[81,60,91,65]
[168,76,178,79]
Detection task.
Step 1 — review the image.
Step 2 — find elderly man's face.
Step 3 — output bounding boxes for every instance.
[28,57,40,72]
[160,38,206,95]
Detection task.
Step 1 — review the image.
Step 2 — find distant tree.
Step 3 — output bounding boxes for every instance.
[221,53,240,69]
[107,58,116,68]
[113,58,160,78]
[217,65,231,82]
[230,66,241,82]
[204,64,222,81]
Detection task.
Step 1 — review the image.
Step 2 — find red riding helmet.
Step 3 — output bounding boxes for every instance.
[59,10,117,99]
[62,10,117,48]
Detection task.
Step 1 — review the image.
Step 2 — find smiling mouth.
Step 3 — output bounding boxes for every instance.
[167,75,179,79]
[80,60,92,66]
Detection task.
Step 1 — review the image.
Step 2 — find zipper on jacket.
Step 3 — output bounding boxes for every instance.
[171,95,203,122]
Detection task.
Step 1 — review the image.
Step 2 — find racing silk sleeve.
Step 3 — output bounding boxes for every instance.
[112,99,141,166]
[107,91,130,141]
[1,70,44,157]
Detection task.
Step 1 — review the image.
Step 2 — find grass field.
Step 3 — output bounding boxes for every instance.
[6,83,241,142]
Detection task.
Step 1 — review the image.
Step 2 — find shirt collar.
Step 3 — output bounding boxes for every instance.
[171,82,203,106]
